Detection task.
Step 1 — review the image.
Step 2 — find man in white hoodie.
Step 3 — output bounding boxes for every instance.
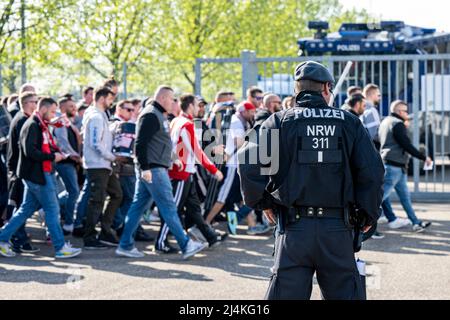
[82,86,124,250]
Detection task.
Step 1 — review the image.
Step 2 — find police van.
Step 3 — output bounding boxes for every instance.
[258,20,450,160]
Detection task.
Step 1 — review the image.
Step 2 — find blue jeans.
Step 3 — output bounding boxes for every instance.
[381,198,397,223]
[10,215,29,247]
[74,178,90,228]
[56,163,80,226]
[382,165,421,225]
[119,168,189,252]
[113,175,136,230]
[0,173,65,252]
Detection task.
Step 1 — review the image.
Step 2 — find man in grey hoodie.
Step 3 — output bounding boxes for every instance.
[82,86,123,249]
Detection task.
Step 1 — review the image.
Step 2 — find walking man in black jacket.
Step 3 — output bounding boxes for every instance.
[116,86,207,259]
[0,97,82,259]
[379,100,432,232]
[5,91,40,253]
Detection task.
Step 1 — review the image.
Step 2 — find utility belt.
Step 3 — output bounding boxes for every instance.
[287,207,344,224]
[278,205,364,253]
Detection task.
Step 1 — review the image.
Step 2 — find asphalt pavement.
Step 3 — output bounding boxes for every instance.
[0,202,449,300]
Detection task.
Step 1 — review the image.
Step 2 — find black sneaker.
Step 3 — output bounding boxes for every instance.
[19,243,41,253]
[98,232,119,247]
[72,227,85,238]
[84,240,109,250]
[208,236,222,248]
[216,232,228,242]
[154,244,178,254]
[213,212,228,223]
[135,226,154,242]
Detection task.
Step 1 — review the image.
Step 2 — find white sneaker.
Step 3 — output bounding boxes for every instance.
[182,239,208,260]
[37,209,46,225]
[55,242,82,259]
[388,218,411,229]
[0,242,16,258]
[63,224,74,233]
[116,247,145,258]
[149,214,160,223]
[188,226,208,243]
[143,210,160,223]
[378,216,389,224]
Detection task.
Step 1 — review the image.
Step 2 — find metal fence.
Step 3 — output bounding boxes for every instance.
[195,51,450,201]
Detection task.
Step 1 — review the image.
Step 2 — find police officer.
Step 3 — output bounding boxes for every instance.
[238,61,385,300]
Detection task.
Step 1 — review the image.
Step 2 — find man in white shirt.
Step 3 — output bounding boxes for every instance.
[205,102,270,235]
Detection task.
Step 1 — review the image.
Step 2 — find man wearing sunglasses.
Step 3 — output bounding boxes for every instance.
[4,91,40,253]
[247,86,264,110]
[379,100,432,233]
[254,94,282,130]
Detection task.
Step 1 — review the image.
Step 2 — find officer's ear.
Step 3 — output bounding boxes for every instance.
[323,82,333,95]
[321,82,332,102]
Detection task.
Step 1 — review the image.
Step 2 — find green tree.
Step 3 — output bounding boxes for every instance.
[1,0,372,98]
[145,0,370,98]
[139,0,241,94]
[32,0,157,80]
[0,0,17,58]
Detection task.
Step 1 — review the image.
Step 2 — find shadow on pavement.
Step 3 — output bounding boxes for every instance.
[2,213,448,287]
[362,218,450,256]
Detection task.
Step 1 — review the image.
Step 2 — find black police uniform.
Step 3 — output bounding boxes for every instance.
[238,61,385,300]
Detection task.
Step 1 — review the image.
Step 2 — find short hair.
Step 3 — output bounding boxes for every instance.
[215,90,234,102]
[282,96,294,109]
[1,95,9,106]
[363,84,379,98]
[94,86,115,102]
[294,79,325,94]
[347,86,362,96]
[7,94,19,107]
[83,86,94,96]
[103,76,119,89]
[346,93,365,108]
[117,100,132,110]
[390,100,407,114]
[154,85,174,100]
[180,94,196,112]
[263,94,279,108]
[20,83,36,94]
[246,86,263,98]
[19,91,37,109]
[58,97,73,107]
[130,98,141,107]
[38,96,57,110]
[59,93,74,100]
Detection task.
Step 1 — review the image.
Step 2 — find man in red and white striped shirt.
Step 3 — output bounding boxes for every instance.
[155,94,226,253]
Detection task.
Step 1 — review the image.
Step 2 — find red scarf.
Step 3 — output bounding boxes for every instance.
[34,111,60,172]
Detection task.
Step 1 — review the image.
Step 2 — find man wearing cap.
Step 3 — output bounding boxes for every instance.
[195,96,207,119]
[239,61,384,300]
